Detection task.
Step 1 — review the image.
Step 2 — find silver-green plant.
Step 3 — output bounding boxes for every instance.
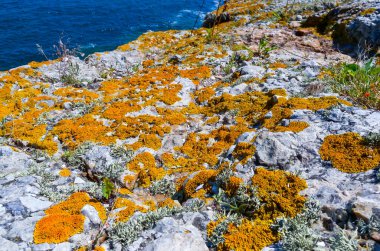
[364,132,380,147]
[330,229,358,251]
[214,185,261,217]
[207,213,241,247]
[110,201,204,246]
[276,200,321,251]
[357,215,380,238]
[149,176,176,196]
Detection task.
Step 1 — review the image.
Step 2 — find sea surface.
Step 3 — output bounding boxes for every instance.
[0,0,217,70]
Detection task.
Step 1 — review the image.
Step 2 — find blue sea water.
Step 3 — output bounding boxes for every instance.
[0,0,217,70]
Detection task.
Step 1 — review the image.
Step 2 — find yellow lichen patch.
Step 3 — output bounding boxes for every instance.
[143,199,157,211]
[225,176,243,196]
[118,188,132,195]
[1,110,58,155]
[319,132,380,173]
[114,198,146,222]
[180,66,211,84]
[157,108,187,125]
[232,142,255,163]
[205,116,219,125]
[138,134,162,150]
[158,198,178,208]
[287,96,351,111]
[45,192,106,222]
[183,170,217,198]
[142,59,154,68]
[220,219,279,251]
[136,30,179,52]
[34,192,106,244]
[28,60,54,69]
[34,214,85,244]
[103,101,141,121]
[269,62,287,69]
[262,96,350,131]
[194,86,216,103]
[272,121,310,133]
[117,43,131,51]
[127,152,165,187]
[252,168,307,220]
[176,125,251,170]
[52,114,115,149]
[59,168,71,177]
[54,87,99,103]
[94,247,105,251]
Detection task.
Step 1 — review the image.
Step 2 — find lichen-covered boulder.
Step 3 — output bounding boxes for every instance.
[303,2,380,49]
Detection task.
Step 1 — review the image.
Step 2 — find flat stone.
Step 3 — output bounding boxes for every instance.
[7,216,41,242]
[52,242,73,251]
[0,237,19,251]
[20,196,52,213]
[81,204,101,225]
[143,224,208,251]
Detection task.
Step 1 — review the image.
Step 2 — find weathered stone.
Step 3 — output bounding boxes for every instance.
[0,237,19,251]
[143,223,208,251]
[351,198,380,222]
[81,204,101,225]
[19,196,52,213]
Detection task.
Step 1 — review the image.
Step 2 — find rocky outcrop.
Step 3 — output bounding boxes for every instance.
[304,1,380,50]
[0,0,380,250]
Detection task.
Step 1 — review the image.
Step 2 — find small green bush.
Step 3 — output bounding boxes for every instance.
[329,229,358,251]
[275,200,321,251]
[328,58,380,110]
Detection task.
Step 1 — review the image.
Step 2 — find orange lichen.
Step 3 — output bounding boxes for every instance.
[54,87,99,103]
[142,59,154,68]
[180,66,211,84]
[232,142,255,163]
[251,168,307,220]
[114,198,146,222]
[158,198,178,208]
[52,114,114,149]
[127,152,165,187]
[272,121,310,133]
[220,219,279,251]
[269,62,287,69]
[118,188,132,195]
[287,96,351,110]
[225,176,243,196]
[94,247,105,251]
[319,132,380,173]
[117,43,131,51]
[195,86,216,103]
[59,168,71,177]
[28,60,54,68]
[34,214,85,244]
[34,192,106,244]
[138,134,162,150]
[45,192,107,222]
[183,170,217,198]
[143,199,157,210]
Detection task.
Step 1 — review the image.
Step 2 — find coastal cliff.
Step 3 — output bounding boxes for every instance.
[0,0,379,250]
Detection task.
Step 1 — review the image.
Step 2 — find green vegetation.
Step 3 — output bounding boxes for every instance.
[328,59,380,110]
[275,200,321,251]
[148,176,176,196]
[364,132,380,147]
[101,178,115,200]
[329,229,358,251]
[256,36,278,58]
[110,200,205,245]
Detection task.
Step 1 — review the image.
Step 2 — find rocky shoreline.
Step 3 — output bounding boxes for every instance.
[0,0,379,250]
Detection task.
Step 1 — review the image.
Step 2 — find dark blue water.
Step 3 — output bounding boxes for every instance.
[0,0,216,70]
